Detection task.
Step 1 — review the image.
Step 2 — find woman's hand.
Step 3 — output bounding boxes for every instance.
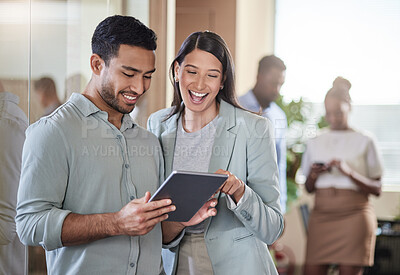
[329,159,351,177]
[328,159,382,196]
[305,163,330,193]
[215,169,245,204]
[161,198,218,244]
[309,162,330,178]
[180,198,218,227]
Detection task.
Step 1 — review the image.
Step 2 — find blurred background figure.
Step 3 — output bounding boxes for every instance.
[0,80,28,275]
[34,76,62,116]
[302,77,383,275]
[64,73,86,102]
[239,55,288,213]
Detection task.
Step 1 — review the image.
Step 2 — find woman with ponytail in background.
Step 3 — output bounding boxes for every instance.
[302,77,383,275]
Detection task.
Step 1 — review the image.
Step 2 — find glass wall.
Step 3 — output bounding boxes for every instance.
[0,1,149,273]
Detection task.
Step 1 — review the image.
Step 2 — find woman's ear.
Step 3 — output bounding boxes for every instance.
[174,61,180,82]
[220,75,226,89]
[90,54,104,75]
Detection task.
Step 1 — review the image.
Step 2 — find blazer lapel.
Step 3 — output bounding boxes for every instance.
[160,114,179,177]
[208,100,238,173]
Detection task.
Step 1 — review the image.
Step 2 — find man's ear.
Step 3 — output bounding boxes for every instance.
[90,54,104,75]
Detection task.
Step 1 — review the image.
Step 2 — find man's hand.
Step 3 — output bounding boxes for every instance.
[215,169,245,203]
[115,192,176,236]
[61,192,175,246]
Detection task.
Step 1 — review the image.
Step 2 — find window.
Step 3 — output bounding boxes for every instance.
[275,0,400,187]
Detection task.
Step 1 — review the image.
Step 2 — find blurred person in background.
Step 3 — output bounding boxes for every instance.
[302,77,383,275]
[238,55,287,213]
[0,80,28,275]
[34,76,62,116]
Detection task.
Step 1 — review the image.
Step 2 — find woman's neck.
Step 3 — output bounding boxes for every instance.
[330,125,350,131]
[182,102,219,133]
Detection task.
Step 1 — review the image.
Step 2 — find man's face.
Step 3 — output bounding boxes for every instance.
[99,44,156,114]
[257,67,286,103]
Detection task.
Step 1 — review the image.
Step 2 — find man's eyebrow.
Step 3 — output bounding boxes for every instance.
[184,64,221,73]
[121,65,156,74]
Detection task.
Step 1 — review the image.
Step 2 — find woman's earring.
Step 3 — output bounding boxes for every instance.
[174,76,179,82]
[220,85,224,90]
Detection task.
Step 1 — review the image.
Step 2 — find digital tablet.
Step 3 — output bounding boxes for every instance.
[148,171,228,222]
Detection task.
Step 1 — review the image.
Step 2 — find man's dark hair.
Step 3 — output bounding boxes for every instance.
[257,55,286,74]
[91,15,157,66]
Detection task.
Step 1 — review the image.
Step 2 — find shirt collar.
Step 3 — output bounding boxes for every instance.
[245,90,261,110]
[69,93,101,117]
[246,89,272,114]
[69,93,135,131]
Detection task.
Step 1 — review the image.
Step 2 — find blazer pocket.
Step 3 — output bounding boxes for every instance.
[233,232,254,242]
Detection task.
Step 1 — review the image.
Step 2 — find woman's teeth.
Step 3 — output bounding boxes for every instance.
[190,90,207,98]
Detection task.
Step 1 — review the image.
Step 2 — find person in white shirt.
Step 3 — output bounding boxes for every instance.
[302,77,383,275]
[0,82,28,275]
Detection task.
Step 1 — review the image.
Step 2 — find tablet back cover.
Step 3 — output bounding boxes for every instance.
[150,171,227,222]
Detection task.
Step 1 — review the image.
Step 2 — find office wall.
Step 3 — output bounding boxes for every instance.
[235,0,275,96]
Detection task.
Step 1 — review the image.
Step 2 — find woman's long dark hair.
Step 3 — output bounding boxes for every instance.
[165,31,243,120]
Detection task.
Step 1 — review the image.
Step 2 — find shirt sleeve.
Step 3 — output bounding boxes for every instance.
[16,119,71,251]
[276,124,287,214]
[0,119,26,245]
[365,135,384,179]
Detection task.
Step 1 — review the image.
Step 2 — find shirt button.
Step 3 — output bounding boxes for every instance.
[125,164,130,169]
[130,196,134,200]
[130,262,135,267]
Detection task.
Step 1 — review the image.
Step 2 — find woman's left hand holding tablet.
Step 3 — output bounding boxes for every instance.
[179,198,218,227]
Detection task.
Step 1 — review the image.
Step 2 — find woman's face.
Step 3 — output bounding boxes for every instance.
[325,97,350,130]
[175,49,223,116]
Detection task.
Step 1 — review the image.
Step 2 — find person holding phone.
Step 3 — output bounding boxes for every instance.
[147,31,283,275]
[302,77,383,275]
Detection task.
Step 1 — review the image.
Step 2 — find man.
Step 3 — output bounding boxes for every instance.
[0,82,28,275]
[16,15,175,274]
[239,55,288,213]
[34,76,62,116]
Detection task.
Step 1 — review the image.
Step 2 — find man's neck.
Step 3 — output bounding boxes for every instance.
[82,83,123,129]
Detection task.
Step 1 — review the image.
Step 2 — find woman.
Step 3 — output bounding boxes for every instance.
[302,77,383,275]
[147,31,283,275]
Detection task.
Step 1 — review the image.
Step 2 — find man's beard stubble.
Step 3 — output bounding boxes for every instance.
[99,80,133,115]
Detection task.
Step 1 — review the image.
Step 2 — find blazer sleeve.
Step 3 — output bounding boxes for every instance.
[228,117,284,245]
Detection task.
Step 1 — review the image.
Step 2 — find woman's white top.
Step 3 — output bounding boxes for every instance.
[301,128,383,190]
